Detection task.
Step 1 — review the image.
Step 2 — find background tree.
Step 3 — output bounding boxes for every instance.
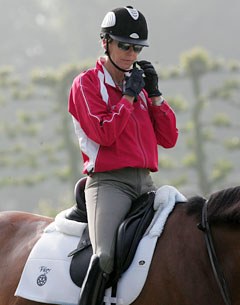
[31,63,91,187]
[158,47,240,195]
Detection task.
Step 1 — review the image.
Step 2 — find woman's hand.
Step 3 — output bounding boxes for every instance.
[137,60,162,98]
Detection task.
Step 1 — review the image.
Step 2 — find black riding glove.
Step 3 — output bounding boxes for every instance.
[123,67,145,100]
[137,60,162,98]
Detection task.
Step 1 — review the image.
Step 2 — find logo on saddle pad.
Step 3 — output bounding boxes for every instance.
[36,266,51,286]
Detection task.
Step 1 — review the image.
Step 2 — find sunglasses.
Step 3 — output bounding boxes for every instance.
[117,41,143,53]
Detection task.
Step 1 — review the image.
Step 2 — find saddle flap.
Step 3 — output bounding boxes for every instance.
[110,191,155,285]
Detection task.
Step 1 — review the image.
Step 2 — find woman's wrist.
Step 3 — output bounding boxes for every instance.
[151,95,164,106]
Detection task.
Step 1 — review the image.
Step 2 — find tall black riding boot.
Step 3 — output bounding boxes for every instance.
[78,254,109,305]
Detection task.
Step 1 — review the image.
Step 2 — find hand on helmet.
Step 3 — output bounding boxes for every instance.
[137,60,162,98]
[123,67,145,101]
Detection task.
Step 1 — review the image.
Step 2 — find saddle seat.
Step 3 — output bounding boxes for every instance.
[66,177,155,288]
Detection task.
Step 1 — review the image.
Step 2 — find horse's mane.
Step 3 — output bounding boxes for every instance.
[186,186,240,224]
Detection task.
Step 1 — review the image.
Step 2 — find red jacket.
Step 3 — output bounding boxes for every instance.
[68,59,178,174]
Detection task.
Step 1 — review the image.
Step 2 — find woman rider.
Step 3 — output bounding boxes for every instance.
[68,6,178,305]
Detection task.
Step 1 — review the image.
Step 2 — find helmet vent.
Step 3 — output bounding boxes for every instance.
[101,12,116,28]
[130,33,139,39]
[125,7,139,20]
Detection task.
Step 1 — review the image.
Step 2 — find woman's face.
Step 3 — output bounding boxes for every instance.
[107,40,142,70]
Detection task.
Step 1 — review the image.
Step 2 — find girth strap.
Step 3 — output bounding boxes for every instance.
[198,201,232,305]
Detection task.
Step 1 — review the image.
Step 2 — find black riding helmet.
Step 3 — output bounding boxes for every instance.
[100,6,148,46]
[100,6,148,72]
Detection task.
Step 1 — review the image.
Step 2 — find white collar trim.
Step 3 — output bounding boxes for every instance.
[102,65,116,87]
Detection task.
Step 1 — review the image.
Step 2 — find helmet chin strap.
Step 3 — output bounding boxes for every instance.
[105,39,133,73]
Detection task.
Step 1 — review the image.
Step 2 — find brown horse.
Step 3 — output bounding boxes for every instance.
[1,186,240,305]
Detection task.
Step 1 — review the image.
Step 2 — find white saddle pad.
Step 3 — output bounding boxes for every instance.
[15,186,186,305]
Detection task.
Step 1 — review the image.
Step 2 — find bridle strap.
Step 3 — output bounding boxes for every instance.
[198,201,232,305]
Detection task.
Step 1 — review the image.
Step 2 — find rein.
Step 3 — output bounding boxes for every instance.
[197,201,232,305]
